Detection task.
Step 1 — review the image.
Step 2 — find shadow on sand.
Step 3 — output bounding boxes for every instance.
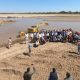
[69,51,77,54]
[23,52,31,57]
[68,51,80,59]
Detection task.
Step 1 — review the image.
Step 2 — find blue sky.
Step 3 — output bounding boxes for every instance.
[0,0,80,12]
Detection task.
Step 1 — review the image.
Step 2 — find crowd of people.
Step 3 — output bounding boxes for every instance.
[25,28,80,43]
[25,28,80,55]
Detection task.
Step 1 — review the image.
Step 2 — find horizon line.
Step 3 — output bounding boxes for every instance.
[0,11,80,14]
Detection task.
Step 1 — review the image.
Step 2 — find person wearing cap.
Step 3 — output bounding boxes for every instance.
[23,64,36,80]
[64,72,73,80]
[77,40,80,55]
[48,68,58,80]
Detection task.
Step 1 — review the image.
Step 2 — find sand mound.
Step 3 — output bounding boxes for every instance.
[0,42,80,80]
[0,20,16,24]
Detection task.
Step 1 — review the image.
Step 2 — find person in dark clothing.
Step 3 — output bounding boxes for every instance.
[48,68,58,80]
[77,40,80,55]
[23,64,36,80]
[64,72,73,80]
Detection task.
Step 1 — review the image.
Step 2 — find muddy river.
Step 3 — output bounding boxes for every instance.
[0,17,80,44]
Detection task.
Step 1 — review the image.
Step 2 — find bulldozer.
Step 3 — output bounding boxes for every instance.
[18,26,39,38]
[18,22,49,38]
[27,22,49,33]
[27,26,39,33]
[19,31,25,37]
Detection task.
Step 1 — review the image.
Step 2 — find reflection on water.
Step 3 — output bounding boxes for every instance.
[0,17,80,44]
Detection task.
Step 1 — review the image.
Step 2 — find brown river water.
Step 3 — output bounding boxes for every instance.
[0,17,80,44]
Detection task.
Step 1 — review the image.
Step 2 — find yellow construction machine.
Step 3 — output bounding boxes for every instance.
[19,31,25,38]
[27,26,39,33]
[18,22,49,38]
[27,22,49,33]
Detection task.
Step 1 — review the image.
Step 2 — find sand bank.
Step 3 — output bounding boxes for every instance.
[0,14,80,18]
[0,42,80,80]
[0,20,16,24]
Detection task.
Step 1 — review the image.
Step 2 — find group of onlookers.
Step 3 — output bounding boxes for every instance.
[25,28,80,43]
[25,28,80,55]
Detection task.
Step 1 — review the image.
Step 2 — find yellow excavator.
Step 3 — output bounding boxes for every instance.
[27,25,39,33]
[19,22,49,38]
[27,22,49,33]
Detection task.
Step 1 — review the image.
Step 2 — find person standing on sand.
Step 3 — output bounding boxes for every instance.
[77,40,80,55]
[28,42,32,56]
[8,37,12,49]
[64,72,73,80]
[48,68,58,80]
[25,33,29,44]
[23,64,36,80]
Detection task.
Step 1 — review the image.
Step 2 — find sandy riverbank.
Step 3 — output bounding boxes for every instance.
[0,14,80,18]
[0,20,16,24]
[0,42,80,80]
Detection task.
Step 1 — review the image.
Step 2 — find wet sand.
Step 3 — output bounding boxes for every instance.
[0,42,80,80]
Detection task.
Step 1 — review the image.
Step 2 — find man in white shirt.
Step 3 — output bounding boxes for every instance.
[8,37,12,49]
[25,33,29,44]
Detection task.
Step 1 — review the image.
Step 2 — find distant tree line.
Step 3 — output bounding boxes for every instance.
[57,11,80,14]
[33,11,80,14]
[0,11,80,14]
